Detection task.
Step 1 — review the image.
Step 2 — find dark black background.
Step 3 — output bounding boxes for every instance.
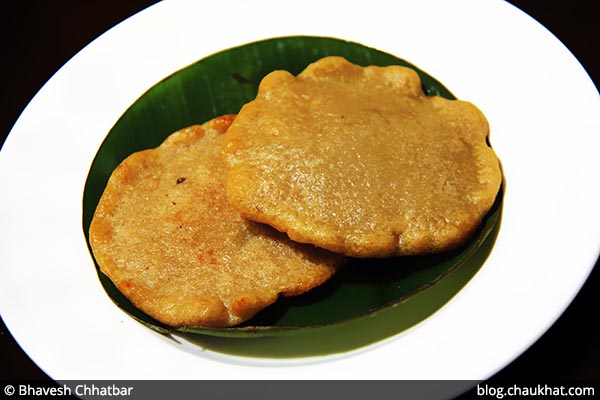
[1,0,598,392]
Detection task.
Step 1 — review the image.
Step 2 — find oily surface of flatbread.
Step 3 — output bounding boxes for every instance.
[222,57,502,257]
[89,115,342,328]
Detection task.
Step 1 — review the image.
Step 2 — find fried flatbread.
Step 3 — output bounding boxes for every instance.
[89,115,343,328]
[222,57,502,257]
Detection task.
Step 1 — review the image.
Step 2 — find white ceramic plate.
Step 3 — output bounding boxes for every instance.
[1,0,598,383]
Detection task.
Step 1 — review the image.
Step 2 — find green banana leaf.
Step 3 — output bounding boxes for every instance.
[82,36,503,357]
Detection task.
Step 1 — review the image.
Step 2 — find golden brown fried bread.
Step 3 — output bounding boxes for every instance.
[89,115,342,328]
[222,57,502,258]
